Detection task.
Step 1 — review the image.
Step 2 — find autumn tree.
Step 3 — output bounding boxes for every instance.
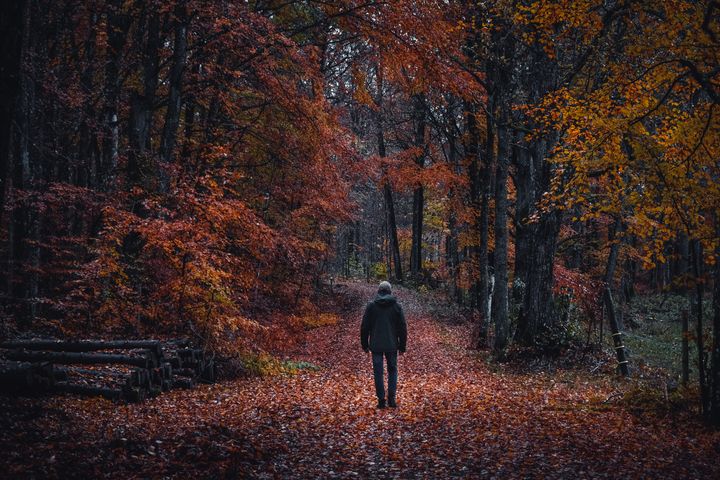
[0,0,360,350]
[527,0,720,420]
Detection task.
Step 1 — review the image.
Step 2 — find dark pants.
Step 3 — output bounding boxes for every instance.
[371,351,398,401]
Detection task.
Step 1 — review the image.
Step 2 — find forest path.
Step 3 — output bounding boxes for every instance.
[2,282,719,479]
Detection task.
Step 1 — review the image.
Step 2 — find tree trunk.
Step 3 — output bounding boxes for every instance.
[691,239,709,416]
[0,0,26,217]
[8,0,34,323]
[464,100,491,345]
[603,287,630,376]
[1,1,27,300]
[477,107,494,346]
[128,11,160,184]
[159,1,188,192]
[711,224,720,425]
[621,234,639,302]
[682,308,690,386]
[77,12,98,191]
[512,138,532,295]
[589,217,624,350]
[375,64,402,282]
[676,231,690,294]
[383,204,392,280]
[383,184,403,282]
[182,78,196,161]
[514,136,562,345]
[445,132,461,303]
[515,208,561,345]
[411,185,424,275]
[492,120,510,356]
[101,0,131,191]
[604,217,623,287]
[410,94,426,279]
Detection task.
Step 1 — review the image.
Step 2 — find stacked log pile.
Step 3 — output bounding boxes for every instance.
[0,339,215,402]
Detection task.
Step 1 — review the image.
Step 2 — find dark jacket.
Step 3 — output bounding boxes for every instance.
[360,294,407,353]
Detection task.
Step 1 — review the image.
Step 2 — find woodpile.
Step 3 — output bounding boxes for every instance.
[0,339,215,402]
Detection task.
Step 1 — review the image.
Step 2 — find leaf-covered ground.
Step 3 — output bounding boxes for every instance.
[2,282,719,479]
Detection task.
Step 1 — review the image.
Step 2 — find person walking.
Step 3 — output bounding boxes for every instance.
[360,281,407,408]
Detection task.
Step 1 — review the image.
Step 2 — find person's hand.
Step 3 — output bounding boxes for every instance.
[363,347,369,353]
[399,349,405,355]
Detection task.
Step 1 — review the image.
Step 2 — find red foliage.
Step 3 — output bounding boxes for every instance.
[554,261,603,323]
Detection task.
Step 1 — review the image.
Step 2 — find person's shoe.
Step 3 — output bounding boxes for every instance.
[377,399,386,409]
[388,398,397,408]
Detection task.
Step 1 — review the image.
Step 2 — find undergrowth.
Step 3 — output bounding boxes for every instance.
[240,353,320,376]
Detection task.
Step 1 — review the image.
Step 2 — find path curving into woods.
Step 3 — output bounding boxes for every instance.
[1,282,719,479]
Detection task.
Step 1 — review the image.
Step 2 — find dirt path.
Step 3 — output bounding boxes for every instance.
[1,282,719,479]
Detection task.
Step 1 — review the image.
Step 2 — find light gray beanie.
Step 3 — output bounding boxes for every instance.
[378,281,392,294]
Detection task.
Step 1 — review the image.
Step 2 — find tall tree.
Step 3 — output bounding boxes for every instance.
[159,0,188,191]
[492,115,510,355]
[374,64,403,282]
[0,0,26,217]
[410,94,426,279]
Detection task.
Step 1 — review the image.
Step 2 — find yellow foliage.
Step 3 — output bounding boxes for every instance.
[527,0,720,268]
[299,313,340,329]
[241,352,320,377]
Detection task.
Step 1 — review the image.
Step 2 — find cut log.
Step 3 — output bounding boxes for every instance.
[61,366,134,390]
[126,368,150,388]
[174,367,198,378]
[200,359,216,383]
[167,338,191,348]
[54,367,69,382]
[178,348,198,363]
[2,338,214,402]
[4,350,155,369]
[0,360,50,379]
[173,377,196,389]
[166,356,183,368]
[0,340,164,359]
[55,382,123,401]
[0,361,56,393]
[121,385,148,403]
[149,368,165,390]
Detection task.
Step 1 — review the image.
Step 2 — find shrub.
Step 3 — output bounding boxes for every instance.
[532,292,583,355]
[369,262,388,280]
